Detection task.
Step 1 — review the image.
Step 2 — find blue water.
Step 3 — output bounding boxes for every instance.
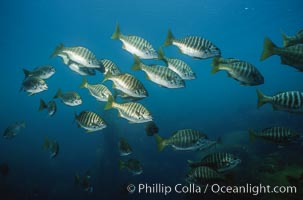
[1,0,303,199]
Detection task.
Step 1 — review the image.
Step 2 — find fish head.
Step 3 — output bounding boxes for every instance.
[38,81,48,90]
[251,71,264,85]
[209,45,221,57]
[87,59,102,68]
[136,109,152,122]
[168,76,185,88]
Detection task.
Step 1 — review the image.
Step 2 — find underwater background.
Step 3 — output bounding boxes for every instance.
[1,0,303,199]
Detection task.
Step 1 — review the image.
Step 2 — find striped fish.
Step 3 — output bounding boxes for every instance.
[75,111,106,133]
[51,43,103,70]
[79,78,112,102]
[103,73,148,98]
[104,95,152,123]
[211,57,264,86]
[249,126,300,144]
[186,166,225,185]
[23,65,55,80]
[132,56,185,88]
[257,89,303,113]
[111,23,158,59]
[260,37,303,71]
[158,48,196,80]
[154,129,217,151]
[282,29,303,47]
[188,152,241,172]
[99,59,122,76]
[163,29,221,59]
[53,88,82,106]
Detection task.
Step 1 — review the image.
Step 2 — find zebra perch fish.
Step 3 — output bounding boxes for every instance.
[163,29,221,59]
[111,23,158,59]
[211,57,264,86]
[75,111,107,133]
[99,59,122,76]
[260,37,303,71]
[154,129,217,152]
[103,73,148,99]
[132,56,185,88]
[257,89,303,113]
[51,43,104,71]
[158,48,196,80]
[79,78,112,102]
[282,29,303,47]
[188,152,241,173]
[248,126,300,144]
[104,95,152,123]
[186,166,225,186]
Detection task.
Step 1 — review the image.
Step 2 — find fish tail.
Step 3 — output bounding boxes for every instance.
[163,29,174,46]
[256,88,271,108]
[157,48,166,60]
[111,23,121,39]
[118,160,125,170]
[154,134,166,152]
[248,129,257,142]
[22,68,31,78]
[104,95,115,110]
[211,57,221,74]
[53,88,62,99]
[131,55,142,71]
[281,32,290,47]
[43,136,50,149]
[260,37,277,61]
[102,73,113,83]
[39,98,48,111]
[50,43,64,58]
[79,77,88,88]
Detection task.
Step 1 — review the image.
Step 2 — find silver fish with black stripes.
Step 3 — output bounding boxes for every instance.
[75,111,107,133]
[249,126,301,144]
[188,152,241,172]
[132,56,185,88]
[163,29,221,59]
[99,59,122,76]
[104,95,152,123]
[103,73,148,99]
[51,43,104,71]
[211,56,264,86]
[154,129,217,152]
[257,89,303,113]
[111,23,158,59]
[158,48,196,80]
[79,78,112,102]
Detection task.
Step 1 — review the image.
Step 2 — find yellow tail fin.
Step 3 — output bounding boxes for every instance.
[260,37,277,61]
[154,134,166,152]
